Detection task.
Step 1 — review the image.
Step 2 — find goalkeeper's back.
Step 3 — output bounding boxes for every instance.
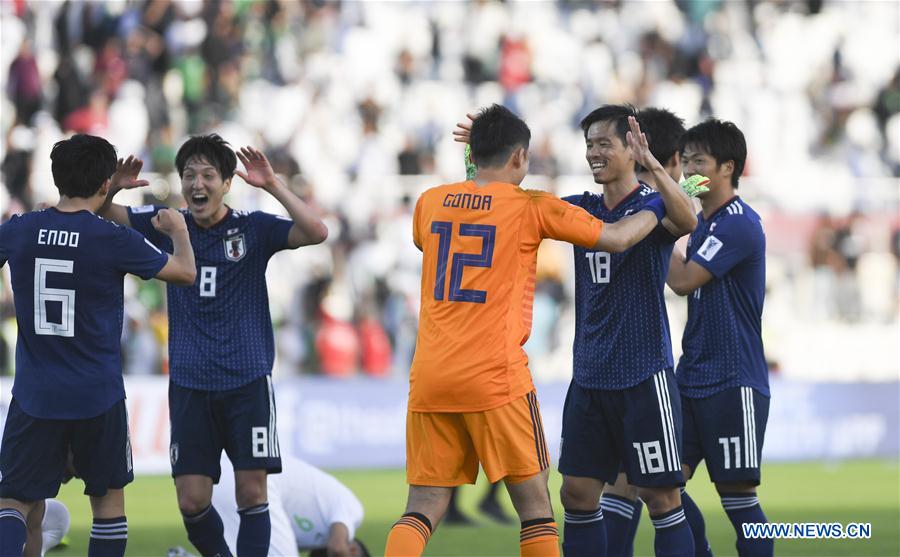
[409,177,603,414]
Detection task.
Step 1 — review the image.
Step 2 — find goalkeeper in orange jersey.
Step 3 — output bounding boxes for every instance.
[384,105,684,557]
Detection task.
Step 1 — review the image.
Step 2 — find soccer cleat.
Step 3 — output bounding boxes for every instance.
[443,506,477,526]
[680,175,710,197]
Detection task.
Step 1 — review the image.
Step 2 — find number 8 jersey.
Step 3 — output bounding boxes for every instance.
[0,208,167,419]
[409,181,604,412]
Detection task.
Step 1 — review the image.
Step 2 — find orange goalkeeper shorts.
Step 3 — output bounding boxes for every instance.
[405,390,551,486]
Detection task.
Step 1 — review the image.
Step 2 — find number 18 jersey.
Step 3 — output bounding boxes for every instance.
[409,181,603,412]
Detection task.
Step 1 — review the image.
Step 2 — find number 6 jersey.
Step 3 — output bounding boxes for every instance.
[409,181,604,412]
[0,208,167,419]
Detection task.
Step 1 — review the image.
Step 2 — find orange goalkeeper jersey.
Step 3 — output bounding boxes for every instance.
[409,180,604,412]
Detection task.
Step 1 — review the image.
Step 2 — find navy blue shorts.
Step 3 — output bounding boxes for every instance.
[682,386,769,485]
[0,398,132,501]
[559,369,685,488]
[168,376,281,481]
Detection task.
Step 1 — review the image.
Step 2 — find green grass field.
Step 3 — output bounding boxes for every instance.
[50,460,898,557]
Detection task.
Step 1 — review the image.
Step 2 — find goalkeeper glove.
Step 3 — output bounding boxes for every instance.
[680,175,710,197]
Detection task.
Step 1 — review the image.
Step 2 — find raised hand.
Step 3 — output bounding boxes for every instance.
[452,112,477,144]
[625,115,661,171]
[110,155,150,191]
[235,146,278,189]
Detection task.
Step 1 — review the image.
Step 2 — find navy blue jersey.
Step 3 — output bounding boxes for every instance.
[0,208,167,419]
[128,206,292,391]
[676,197,768,398]
[563,183,677,390]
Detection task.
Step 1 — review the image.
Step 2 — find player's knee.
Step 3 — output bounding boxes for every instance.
[637,486,680,516]
[235,479,267,508]
[560,479,600,511]
[714,481,756,495]
[177,491,212,515]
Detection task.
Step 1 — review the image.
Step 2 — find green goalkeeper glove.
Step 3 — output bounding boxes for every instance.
[464,144,477,180]
[680,175,710,197]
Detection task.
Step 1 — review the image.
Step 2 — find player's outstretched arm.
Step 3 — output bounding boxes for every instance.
[152,208,197,285]
[98,156,150,225]
[626,116,697,236]
[667,246,713,295]
[235,146,328,248]
[593,209,660,253]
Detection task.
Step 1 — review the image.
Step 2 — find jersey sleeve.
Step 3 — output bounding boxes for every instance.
[319,477,365,541]
[110,225,169,279]
[529,191,603,249]
[689,215,760,278]
[412,194,424,251]
[250,211,293,257]
[126,205,167,249]
[638,192,679,246]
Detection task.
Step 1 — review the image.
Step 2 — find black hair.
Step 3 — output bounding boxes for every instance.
[175,133,237,179]
[50,134,117,198]
[469,104,531,169]
[579,104,637,145]
[679,118,747,188]
[637,107,685,166]
[309,539,370,557]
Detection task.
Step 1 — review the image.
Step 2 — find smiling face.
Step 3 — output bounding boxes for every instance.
[584,120,633,185]
[180,155,231,225]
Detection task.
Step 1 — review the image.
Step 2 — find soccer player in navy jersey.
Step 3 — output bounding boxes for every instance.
[99,134,328,557]
[599,107,703,557]
[557,105,698,557]
[666,119,772,557]
[0,134,196,557]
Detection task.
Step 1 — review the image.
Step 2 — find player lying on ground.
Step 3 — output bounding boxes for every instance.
[385,104,676,557]
[0,134,195,557]
[98,134,327,557]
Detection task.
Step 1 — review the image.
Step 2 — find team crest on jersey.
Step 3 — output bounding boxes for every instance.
[169,443,179,467]
[224,234,246,261]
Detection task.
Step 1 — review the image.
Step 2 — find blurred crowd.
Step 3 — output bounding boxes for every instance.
[1,0,898,381]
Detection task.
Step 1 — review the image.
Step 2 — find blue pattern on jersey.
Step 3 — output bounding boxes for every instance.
[676,197,768,398]
[0,208,167,419]
[128,206,292,391]
[563,183,677,390]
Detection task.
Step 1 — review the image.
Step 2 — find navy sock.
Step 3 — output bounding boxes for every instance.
[183,505,233,557]
[625,498,643,557]
[720,493,773,557]
[88,516,127,557]
[563,507,607,557]
[237,503,270,557]
[681,489,712,557]
[0,508,27,557]
[600,494,638,557]
[651,506,695,557]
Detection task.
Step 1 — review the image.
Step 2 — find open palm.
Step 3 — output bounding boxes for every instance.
[110,155,149,190]
[235,146,277,188]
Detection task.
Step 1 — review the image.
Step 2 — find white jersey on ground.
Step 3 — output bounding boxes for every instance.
[212,454,364,554]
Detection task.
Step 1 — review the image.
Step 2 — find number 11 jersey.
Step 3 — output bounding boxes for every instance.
[409,181,604,412]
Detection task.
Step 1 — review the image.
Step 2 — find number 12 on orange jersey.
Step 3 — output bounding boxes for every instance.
[431,221,496,303]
